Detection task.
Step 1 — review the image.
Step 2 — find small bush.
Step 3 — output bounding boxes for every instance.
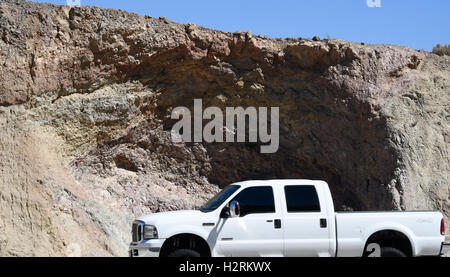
[432,44,450,56]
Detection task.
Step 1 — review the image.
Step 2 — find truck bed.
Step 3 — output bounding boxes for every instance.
[335,211,444,257]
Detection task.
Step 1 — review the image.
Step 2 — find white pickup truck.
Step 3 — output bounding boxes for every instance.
[129,180,447,257]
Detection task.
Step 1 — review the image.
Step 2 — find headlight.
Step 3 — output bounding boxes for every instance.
[143,225,158,240]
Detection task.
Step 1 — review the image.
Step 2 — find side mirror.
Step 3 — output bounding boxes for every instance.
[229,201,240,218]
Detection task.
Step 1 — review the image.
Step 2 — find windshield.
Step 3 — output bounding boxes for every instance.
[200,185,241,213]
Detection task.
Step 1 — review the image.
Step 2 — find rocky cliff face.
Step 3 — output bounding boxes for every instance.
[0,0,448,256]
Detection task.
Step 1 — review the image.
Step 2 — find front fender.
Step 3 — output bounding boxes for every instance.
[163,224,212,241]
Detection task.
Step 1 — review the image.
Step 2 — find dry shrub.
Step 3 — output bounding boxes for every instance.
[432,44,450,56]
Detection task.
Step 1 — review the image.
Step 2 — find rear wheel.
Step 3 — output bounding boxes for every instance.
[364,244,408,257]
[380,247,407,257]
[167,249,201,257]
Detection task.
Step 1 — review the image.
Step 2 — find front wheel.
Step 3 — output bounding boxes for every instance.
[167,249,201,257]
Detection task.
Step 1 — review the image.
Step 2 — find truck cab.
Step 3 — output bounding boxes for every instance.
[129,180,446,257]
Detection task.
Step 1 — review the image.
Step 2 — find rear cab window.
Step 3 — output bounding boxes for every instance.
[284,185,321,212]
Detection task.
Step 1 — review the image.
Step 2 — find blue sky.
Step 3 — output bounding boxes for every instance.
[32,0,449,51]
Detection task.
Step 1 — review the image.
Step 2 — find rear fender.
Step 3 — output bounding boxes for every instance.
[362,223,416,256]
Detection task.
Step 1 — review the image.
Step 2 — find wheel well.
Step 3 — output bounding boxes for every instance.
[364,230,413,257]
[159,233,211,257]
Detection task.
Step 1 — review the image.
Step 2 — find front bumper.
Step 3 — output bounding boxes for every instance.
[440,242,450,256]
[129,239,165,257]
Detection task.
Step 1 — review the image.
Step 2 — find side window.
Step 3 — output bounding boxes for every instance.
[231,186,275,217]
[284,185,321,212]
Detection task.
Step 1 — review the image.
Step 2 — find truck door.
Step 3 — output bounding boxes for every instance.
[216,186,284,257]
[279,184,333,257]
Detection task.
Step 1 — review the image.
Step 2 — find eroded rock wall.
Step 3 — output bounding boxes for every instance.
[0,0,448,256]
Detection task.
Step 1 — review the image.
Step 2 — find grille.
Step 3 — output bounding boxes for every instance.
[132,221,143,243]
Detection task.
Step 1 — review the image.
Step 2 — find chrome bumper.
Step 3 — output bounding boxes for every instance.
[129,239,165,257]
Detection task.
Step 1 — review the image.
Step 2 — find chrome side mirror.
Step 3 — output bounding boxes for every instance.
[229,201,240,218]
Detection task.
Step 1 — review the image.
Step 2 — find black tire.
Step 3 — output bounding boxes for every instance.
[380,247,407,257]
[167,249,201,257]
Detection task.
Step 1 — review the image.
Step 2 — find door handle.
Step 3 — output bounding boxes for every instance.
[320,218,327,228]
[274,219,282,229]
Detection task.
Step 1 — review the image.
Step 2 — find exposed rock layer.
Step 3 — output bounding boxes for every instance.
[0,0,448,256]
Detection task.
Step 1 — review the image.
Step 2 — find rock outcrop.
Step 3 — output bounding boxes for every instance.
[0,0,448,256]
